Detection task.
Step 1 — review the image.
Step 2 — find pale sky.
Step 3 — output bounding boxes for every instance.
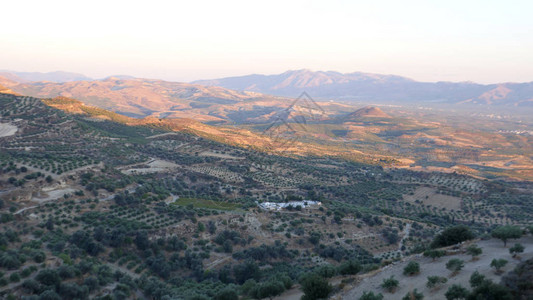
[1,0,532,83]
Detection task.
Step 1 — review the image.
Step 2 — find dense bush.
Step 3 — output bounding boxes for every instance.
[38,290,61,300]
[501,258,533,299]
[468,279,513,300]
[59,282,89,300]
[300,273,332,300]
[232,242,293,261]
[338,260,362,275]
[0,250,22,269]
[469,271,486,288]
[233,260,260,284]
[35,269,61,288]
[403,261,420,276]
[431,225,474,248]
[445,284,469,300]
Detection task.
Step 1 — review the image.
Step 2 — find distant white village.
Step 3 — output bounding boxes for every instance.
[258,200,322,211]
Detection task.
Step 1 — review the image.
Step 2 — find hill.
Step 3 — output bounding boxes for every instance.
[6,77,268,119]
[5,77,533,180]
[343,106,391,120]
[0,74,22,87]
[41,96,400,165]
[2,73,533,180]
[343,236,533,299]
[0,91,532,299]
[193,69,533,106]
[0,84,17,95]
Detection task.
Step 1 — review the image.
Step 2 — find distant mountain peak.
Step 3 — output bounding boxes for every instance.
[192,69,416,97]
[102,75,136,81]
[192,69,533,106]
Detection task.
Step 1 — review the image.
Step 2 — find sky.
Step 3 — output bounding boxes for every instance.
[1,0,532,83]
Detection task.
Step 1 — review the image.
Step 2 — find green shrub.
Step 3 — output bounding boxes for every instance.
[403,261,420,276]
[381,276,399,292]
[466,244,482,260]
[427,275,447,289]
[509,243,524,257]
[9,272,20,283]
[431,225,474,248]
[360,291,384,300]
[401,289,423,300]
[445,284,469,300]
[446,259,465,274]
[300,273,332,300]
[491,258,508,273]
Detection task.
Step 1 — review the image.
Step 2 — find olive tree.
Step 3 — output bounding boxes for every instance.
[491,258,508,274]
[446,259,465,275]
[380,276,399,293]
[466,244,482,260]
[403,261,420,276]
[509,243,524,258]
[492,226,522,247]
[427,275,447,290]
[445,284,469,300]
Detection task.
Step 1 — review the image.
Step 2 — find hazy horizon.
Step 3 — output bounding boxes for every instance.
[2,0,533,84]
[4,67,533,85]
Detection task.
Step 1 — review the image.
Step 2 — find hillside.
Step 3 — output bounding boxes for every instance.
[343,236,533,299]
[0,75,21,88]
[6,77,270,119]
[0,91,531,300]
[194,69,533,106]
[343,106,391,120]
[3,75,533,181]
[42,96,402,166]
[0,85,17,95]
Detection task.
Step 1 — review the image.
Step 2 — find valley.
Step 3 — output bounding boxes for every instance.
[3,1,533,299]
[0,91,532,299]
[2,72,532,182]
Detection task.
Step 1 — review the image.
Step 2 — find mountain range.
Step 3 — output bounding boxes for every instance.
[0,75,273,120]
[194,69,533,106]
[1,68,532,180]
[2,69,533,126]
[0,70,93,83]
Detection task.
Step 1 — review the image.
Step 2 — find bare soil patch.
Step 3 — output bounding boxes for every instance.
[0,122,17,137]
[403,186,462,210]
